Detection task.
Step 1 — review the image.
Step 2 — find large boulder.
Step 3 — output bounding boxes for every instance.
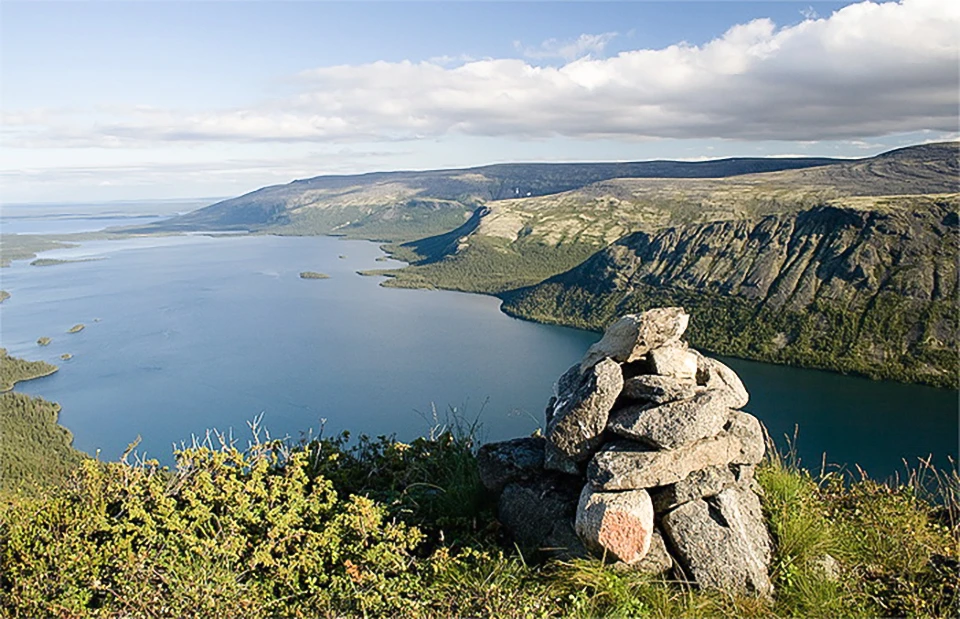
[695,355,750,409]
[581,308,689,371]
[661,486,773,598]
[621,374,698,405]
[608,391,730,450]
[575,485,655,565]
[498,475,581,552]
[477,437,545,493]
[648,345,698,380]
[588,413,765,490]
[545,358,623,467]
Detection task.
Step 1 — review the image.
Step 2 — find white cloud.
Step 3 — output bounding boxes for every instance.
[515,32,619,60]
[3,0,958,148]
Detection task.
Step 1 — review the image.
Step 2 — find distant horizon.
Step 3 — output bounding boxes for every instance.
[6,138,957,207]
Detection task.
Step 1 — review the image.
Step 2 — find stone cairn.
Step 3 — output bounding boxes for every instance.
[478,307,773,597]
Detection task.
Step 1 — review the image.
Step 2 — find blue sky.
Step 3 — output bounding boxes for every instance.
[2,0,957,203]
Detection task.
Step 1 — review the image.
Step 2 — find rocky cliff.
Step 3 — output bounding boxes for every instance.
[502,194,959,388]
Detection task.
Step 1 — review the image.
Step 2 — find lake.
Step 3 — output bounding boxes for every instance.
[1,231,956,480]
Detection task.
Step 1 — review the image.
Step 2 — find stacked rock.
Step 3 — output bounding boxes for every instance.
[477,307,773,597]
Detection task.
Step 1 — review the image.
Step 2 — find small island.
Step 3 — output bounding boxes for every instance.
[37,337,51,346]
[67,324,85,333]
[299,271,330,280]
[30,257,101,267]
[338,255,347,259]
[0,290,9,303]
[60,353,73,360]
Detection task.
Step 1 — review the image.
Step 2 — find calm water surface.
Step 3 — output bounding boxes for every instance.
[1,232,956,479]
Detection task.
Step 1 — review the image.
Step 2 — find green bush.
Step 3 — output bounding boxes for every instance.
[0,441,427,617]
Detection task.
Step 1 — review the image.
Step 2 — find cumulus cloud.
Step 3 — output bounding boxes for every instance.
[3,0,957,147]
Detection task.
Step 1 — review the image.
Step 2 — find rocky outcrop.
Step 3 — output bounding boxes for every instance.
[479,308,774,596]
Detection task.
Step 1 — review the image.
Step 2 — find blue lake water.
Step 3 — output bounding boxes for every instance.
[1,232,956,479]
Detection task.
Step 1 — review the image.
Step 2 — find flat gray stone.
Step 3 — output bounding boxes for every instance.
[477,437,545,493]
[545,358,623,466]
[661,486,773,598]
[581,308,689,371]
[589,413,765,491]
[695,354,750,409]
[648,345,698,380]
[608,390,730,450]
[621,374,698,404]
[575,484,654,564]
[650,464,754,513]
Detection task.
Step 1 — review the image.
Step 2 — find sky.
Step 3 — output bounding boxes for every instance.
[1,0,957,203]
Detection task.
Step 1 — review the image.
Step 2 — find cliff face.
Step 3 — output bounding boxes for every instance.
[502,195,959,388]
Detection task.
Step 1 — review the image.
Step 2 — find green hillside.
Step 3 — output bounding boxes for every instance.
[502,194,959,387]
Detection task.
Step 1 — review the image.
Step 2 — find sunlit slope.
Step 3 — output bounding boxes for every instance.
[373,142,958,292]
